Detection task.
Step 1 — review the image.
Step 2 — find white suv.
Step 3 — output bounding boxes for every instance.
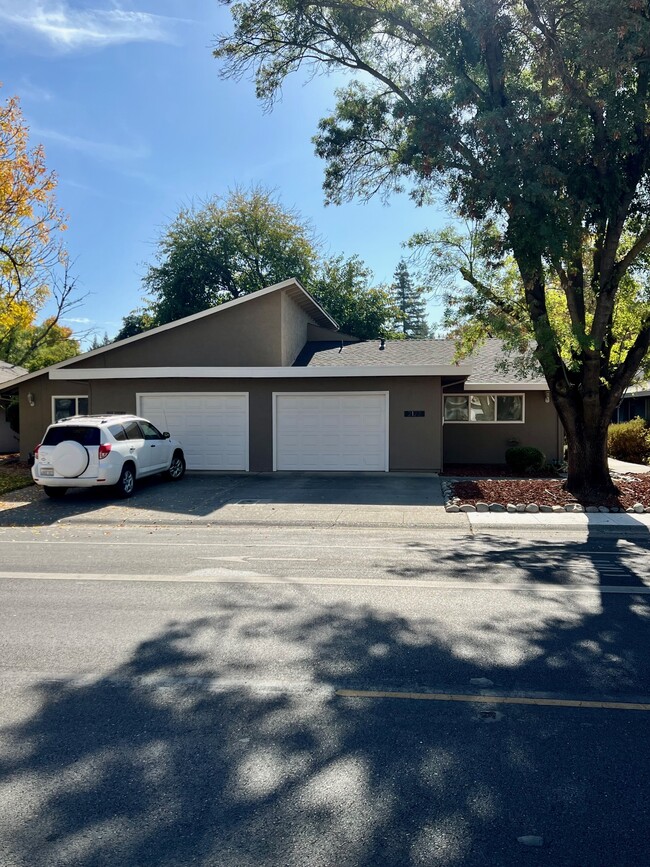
[32,414,185,499]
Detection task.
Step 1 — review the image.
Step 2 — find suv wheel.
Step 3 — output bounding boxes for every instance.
[44,486,67,499]
[166,451,186,481]
[116,464,136,498]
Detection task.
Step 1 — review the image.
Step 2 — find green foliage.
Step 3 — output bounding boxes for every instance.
[311,255,401,340]
[3,318,80,372]
[114,311,157,341]
[215,0,650,494]
[88,332,112,351]
[505,445,547,476]
[607,418,650,465]
[391,259,431,338]
[142,186,317,326]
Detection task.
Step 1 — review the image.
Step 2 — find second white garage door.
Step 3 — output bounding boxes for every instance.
[138,393,248,470]
[274,392,388,471]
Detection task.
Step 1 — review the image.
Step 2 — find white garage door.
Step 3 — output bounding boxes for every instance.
[274,392,388,471]
[138,393,248,471]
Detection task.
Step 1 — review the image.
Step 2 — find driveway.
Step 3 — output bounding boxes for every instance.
[0,472,458,529]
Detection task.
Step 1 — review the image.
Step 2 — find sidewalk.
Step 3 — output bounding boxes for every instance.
[609,457,650,474]
[468,511,650,532]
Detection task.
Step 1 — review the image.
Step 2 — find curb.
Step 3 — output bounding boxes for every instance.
[441,480,650,515]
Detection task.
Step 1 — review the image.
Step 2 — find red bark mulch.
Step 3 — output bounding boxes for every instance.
[445,466,650,510]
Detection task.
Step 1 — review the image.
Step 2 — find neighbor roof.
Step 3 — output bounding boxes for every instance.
[295,338,546,387]
[0,360,28,384]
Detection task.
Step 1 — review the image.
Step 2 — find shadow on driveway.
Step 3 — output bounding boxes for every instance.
[0,473,445,528]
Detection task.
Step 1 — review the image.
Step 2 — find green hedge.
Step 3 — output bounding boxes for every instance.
[608,417,650,465]
[505,445,546,475]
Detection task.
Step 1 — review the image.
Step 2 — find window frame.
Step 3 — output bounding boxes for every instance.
[51,395,89,423]
[442,392,526,424]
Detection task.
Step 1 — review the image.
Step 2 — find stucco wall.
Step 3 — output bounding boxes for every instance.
[0,409,19,453]
[79,375,442,472]
[281,294,313,366]
[442,391,562,465]
[65,291,285,370]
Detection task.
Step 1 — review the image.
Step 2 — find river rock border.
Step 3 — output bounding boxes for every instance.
[441,480,650,514]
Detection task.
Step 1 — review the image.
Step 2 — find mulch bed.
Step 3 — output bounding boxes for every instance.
[449,475,650,509]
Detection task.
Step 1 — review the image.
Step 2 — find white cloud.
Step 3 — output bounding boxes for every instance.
[61,316,93,323]
[34,127,149,162]
[0,1,183,52]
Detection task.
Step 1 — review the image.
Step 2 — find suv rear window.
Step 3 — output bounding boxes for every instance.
[43,426,101,447]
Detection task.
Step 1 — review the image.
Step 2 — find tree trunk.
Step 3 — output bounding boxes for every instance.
[560,407,618,501]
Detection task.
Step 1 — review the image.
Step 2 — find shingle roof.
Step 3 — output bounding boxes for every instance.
[294,338,545,385]
[0,361,27,384]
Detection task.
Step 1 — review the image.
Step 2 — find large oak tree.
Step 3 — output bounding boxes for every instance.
[216,0,650,498]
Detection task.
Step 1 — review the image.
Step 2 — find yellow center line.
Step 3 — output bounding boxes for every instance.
[336,689,650,711]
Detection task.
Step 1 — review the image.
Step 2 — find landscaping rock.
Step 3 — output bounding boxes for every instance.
[506,503,517,513]
[598,506,610,513]
[445,505,460,512]
[489,503,505,512]
[475,502,490,512]
[539,505,553,513]
[565,503,584,512]
[552,505,564,512]
[515,503,526,512]
[525,503,539,513]
[585,506,599,513]
[459,504,476,512]
[633,503,644,513]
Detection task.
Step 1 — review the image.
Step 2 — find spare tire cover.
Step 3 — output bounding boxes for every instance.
[51,440,90,478]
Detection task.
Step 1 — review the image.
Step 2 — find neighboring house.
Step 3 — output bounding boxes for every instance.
[0,279,563,471]
[0,361,27,454]
[615,382,650,424]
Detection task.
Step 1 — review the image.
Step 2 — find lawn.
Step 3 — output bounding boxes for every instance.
[0,463,33,496]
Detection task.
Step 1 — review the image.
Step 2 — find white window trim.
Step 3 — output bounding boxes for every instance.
[442,392,526,424]
[51,395,89,423]
[272,391,390,472]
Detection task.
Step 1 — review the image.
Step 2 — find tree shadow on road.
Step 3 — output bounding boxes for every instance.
[2,541,650,866]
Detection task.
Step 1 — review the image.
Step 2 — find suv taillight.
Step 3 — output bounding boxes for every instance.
[34,444,41,459]
[98,443,112,460]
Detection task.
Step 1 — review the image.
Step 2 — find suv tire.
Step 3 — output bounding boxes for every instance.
[116,463,136,498]
[166,451,186,481]
[44,486,67,499]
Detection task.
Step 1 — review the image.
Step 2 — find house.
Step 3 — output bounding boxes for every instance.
[0,361,27,454]
[0,279,563,471]
[615,382,650,424]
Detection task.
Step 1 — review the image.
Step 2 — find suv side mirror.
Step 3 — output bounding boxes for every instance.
[162,431,171,439]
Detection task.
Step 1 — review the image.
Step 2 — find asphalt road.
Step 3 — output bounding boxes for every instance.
[1,525,650,866]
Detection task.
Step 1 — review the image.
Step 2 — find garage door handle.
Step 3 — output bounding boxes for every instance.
[150,444,156,447]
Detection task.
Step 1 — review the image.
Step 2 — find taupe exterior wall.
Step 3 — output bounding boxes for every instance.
[16,371,559,469]
[78,375,442,472]
[281,294,313,366]
[66,291,288,370]
[442,391,562,465]
[306,323,360,342]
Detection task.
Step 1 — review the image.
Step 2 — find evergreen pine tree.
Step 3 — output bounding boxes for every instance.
[392,260,430,339]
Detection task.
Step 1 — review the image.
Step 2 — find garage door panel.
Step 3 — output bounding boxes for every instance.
[139,393,248,471]
[275,393,387,471]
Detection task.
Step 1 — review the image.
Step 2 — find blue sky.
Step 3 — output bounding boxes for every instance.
[1,0,447,343]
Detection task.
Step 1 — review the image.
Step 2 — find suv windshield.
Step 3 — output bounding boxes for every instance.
[43,426,101,447]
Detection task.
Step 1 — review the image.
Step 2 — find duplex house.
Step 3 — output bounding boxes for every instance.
[0,279,563,471]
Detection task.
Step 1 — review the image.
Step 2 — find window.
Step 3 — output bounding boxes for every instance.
[139,420,163,440]
[52,396,89,422]
[123,421,143,440]
[108,424,128,441]
[444,393,524,423]
[43,426,100,447]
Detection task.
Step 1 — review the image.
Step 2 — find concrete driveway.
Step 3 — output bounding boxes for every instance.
[0,472,457,529]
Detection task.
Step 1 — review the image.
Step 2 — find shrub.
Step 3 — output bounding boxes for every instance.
[505,445,546,475]
[607,417,650,465]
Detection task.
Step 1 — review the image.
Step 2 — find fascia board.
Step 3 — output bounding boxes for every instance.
[49,365,474,380]
[467,381,548,391]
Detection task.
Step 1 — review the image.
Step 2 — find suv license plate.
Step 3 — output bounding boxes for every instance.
[40,468,54,477]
